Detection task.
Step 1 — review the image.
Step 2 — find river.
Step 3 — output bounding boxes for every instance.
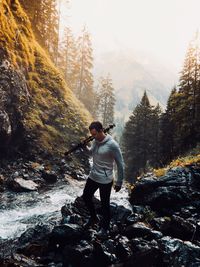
[0,177,130,240]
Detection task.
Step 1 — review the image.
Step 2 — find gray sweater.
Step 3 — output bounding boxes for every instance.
[87,134,124,186]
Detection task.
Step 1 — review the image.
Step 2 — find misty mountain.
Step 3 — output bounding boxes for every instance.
[94,50,178,122]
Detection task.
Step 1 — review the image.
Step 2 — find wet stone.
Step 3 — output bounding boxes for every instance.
[42,170,58,183]
[9,177,38,192]
[124,222,153,239]
[159,236,200,266]
[49,223,84,247]
[115,236,132,261]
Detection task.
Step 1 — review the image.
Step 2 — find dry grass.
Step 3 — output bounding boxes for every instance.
[153,148,200,177]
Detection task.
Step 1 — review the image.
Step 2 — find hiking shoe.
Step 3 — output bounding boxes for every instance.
[96,228,109,239]
[83,216,99,229]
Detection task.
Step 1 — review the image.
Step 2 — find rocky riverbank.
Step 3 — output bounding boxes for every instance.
[0,154,88,193]
[1,162,200,266]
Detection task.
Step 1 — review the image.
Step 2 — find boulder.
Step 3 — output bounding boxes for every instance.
[9,177,38,192]
[128,238,162,266]
[130,167,193,210]
[49,223,84,247]
[159,236,200,266]
[115,236,132,261]
[0,174,5,191]
[62,240,93,267]
[41,170,58,183]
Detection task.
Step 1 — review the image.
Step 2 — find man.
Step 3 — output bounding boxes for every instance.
[82,121,124,239]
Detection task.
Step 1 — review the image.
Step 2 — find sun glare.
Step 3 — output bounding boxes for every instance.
[60,0,200,73]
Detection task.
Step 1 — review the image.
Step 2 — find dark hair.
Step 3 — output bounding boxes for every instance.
[89,121,103,132]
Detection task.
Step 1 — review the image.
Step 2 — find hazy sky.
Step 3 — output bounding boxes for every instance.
[61,0,200,75]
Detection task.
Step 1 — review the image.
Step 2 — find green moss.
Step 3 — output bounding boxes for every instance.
[0,1,35,68]
[0,0,93,155]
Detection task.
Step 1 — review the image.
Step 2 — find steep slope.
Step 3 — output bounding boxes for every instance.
[0,0,92,156]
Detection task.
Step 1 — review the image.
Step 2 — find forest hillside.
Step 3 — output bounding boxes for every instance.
[0,0,92,157]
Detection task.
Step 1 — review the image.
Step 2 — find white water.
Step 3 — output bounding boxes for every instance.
[0,177,130,240]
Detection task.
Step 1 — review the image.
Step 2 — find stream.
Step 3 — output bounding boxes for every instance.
[0,177,130,240]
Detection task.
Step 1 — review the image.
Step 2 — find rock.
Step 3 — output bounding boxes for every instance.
[9,253,40,267]
[69,169,86,180]
[0,111,11,155]
[130,167,193,210]
[92,240,113,267]
[128,238,162,266]
[18,225,52,247]
[126,213,143,225]
[61,196,101,220]
[151,217,172,232]
[0,58,30,156]
[42,170,58,183]
[63,214,83,225]
[190,166,200,189]
[0,174,5,191]
[124,222,159,240]
[31,162,45,172]
[111,203,132,224]
[49,224,84,247]
[13,171,20,177]
[62,240,93,267]
[61,204,73,217]
[16,225,53,261]
[22,173,30,179]
[9,177,38,192]
[167,215,195,241]
[135,185,189,210]
[115,236,132,261]
[159,236,200,266]
[18,243,48,258]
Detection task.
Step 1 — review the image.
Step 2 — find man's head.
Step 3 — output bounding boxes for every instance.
[89,121,105,141]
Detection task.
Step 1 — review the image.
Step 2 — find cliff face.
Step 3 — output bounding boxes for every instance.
[0,0,92,157]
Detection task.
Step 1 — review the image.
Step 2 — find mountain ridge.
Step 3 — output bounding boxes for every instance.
[94,50,177,120]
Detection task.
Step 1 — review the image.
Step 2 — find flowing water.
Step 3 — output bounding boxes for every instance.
[0,177,130,240]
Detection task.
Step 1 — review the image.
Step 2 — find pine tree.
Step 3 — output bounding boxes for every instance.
[122,91,157,182]
[75,27,94,115]
[58,27,78,91]
[19,0,59,63]
[159,87,178,164]
[122,116,137,182]
[92,86,101,120]
[159,33,200,163]
[178,31,200,151]
[97,75,116,127]
[149,103,162,167]
[38,0,59,63]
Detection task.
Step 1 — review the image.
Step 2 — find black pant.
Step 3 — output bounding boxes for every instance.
[82,178,113,230]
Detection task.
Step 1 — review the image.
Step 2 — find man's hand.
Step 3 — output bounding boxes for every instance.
[114,185,121,192]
